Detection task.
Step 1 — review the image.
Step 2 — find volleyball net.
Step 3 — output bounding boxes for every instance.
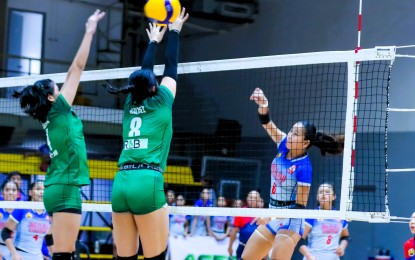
[0,46,395,222]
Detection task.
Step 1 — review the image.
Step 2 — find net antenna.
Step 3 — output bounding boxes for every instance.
[0,46,397,223]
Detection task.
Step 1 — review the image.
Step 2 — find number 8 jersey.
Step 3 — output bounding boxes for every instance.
[118,85,174,171]
[304,214,348,260]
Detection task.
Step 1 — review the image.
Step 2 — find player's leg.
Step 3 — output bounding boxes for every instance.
[112,212,139,258]
[134,207,169,258]
[111,170,139,258]
[129,169,168,258]
[44,184,83,258]
[241,225,274,260]
[270,218,303,260]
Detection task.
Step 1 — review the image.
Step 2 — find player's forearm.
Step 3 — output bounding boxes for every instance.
[141,41,158,70]
[299,245,312,258]
[71,31,94,72]
[340,239,348,248]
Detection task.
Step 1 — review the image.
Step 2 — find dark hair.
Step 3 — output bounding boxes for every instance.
[318,182,336,194]
[298,121,344,156]
[28,180,44,201]
[1,180,18,192]
[13,79,56,123]
[29,180,44,191]
[105,69,158,105]
[6,171,22,181]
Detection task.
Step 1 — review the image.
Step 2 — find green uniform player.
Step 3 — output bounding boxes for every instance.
[13,10,105,259]
[42,94,90,215]
[112,86,174,214]
[107,11,189,259]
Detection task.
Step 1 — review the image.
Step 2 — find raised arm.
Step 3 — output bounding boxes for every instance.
[60,9,105,106]
[160,8,189,97]
[142,23,167,70]
[250,88,286,145]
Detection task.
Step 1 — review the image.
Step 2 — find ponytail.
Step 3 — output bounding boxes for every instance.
[104,69,158,105]
[313,132,344,156]
[298,120,344,156]
[13,79,55,123]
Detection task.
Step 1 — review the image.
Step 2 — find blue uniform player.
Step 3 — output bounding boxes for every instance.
[0,181,19,259]
[2,181,52,260]
[300,184,349,260]
[169,194,190,237]
[242,88,344,260]
[207,196,231,241]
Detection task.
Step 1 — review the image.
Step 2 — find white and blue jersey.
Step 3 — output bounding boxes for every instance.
[210,216,231,235]
[0,209,12,259]
[304,211,348,260]
[269,137,312,207]
[191,216,207,236]
[10,209,51,260]
[169,214,189,236]
[266,137,312,236]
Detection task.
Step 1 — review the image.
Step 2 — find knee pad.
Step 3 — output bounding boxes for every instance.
[144,250,166,260]
[117,254,138,260]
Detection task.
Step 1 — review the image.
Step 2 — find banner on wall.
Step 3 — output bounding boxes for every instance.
[168,235,239,260]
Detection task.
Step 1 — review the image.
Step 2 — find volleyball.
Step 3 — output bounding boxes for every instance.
[144,0,181,26]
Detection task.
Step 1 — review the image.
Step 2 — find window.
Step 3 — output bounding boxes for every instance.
[7,9,44,77]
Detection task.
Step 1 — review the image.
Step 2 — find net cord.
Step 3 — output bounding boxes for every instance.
[0,47,396,88]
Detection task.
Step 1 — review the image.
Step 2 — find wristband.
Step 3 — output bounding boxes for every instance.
[258,112,271,125]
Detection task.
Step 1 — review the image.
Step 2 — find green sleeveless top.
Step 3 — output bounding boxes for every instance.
[118,85,174,172]
[43,95,90,186]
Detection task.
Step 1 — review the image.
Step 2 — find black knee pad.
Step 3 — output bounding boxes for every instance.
[52,252,73,260]
[117,254,138,260]
[144,250,166,260]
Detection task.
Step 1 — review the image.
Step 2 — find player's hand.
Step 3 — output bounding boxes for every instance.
[305,255,317,260]
[335,245,346,256]
[250,217,271,225]
[169,7,189,33]
[11,252,23,260]
[250,87,268,107]
[85,9,106,34]
[146,23,167,43]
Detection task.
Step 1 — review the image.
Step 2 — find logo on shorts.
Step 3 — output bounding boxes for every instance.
[409,248,415,257]
[26,212,33,219]
[124,139,148,150]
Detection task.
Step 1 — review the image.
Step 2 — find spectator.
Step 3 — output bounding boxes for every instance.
[0,180,19,259]
[2,181,53,259]
[169,195,190,237]
[228,190,262,260]
[166,190,176,206]
[404,212,415,260]
[207,196,231,241]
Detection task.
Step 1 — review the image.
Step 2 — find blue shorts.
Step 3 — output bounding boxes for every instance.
[265,218,305,236]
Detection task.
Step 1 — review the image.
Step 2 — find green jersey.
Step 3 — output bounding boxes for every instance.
[43,95,90,186]
[118,85,174,171]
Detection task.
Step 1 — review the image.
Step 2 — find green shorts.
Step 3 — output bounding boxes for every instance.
[111,169,166,215]
[43,184,82,216]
